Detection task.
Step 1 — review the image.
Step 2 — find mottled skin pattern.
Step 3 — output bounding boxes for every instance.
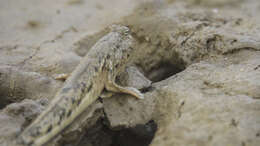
[17,25,143,146]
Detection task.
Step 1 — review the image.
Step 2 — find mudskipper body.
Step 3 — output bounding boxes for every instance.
[17,25,143,146]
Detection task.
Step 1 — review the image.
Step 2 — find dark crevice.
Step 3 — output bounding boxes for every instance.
[140,86,155,93]
[0,92,25,110]
[0,96,17,110]
[223,47,259,55]
[0,71,25,109]
[0,89,23,109]
[111,120,157,146]
[147,61,185,82]
[77,119,157,146]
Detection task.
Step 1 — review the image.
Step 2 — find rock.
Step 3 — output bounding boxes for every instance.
[117,66,152,90]
[0,99,48,146]
[103,66,154,128]
[150,52,260,146]
[0,66,62,107]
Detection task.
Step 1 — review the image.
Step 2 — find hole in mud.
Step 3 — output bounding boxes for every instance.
[0,86,25,110]
[0,96,17,110]
[77,120,157,146]
[147,62,185,82]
